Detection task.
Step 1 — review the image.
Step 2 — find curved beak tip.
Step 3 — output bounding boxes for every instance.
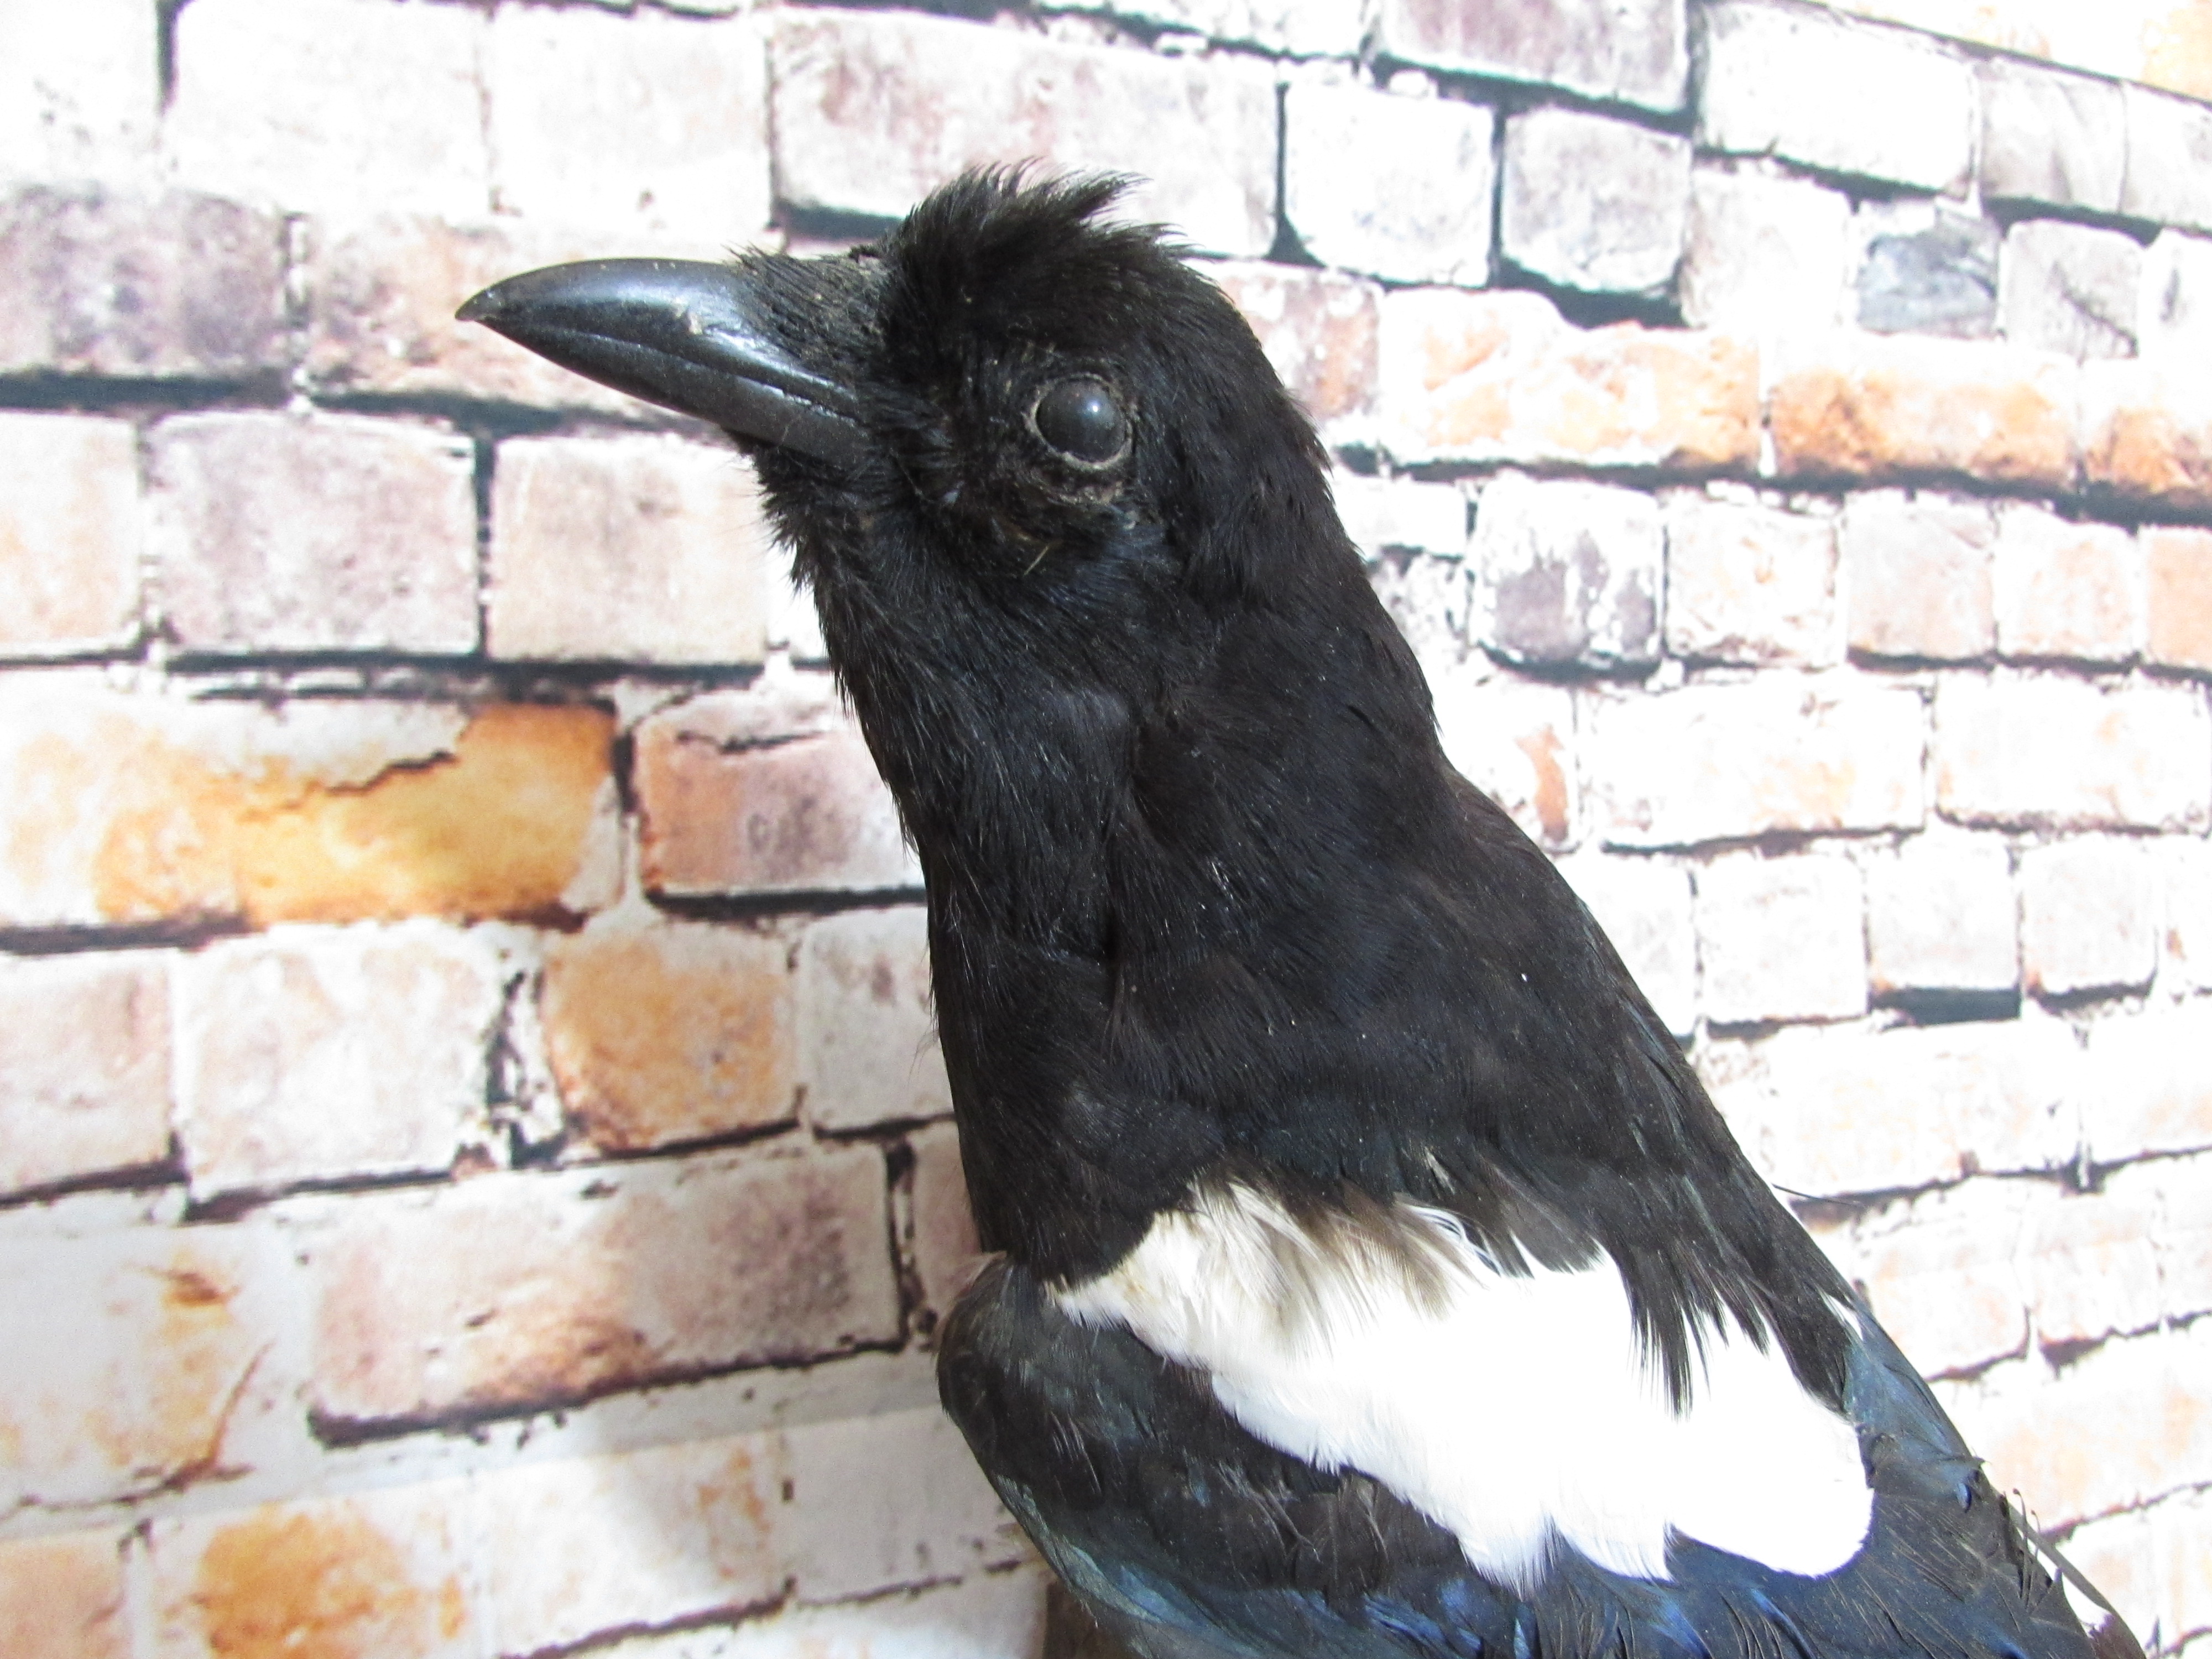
[453,287,498,326]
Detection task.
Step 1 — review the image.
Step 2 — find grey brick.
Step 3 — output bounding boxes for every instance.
[2122,84,2212,235]
[1375,0,1688,114]
[2000,220,2142,361]
[1978,58,2125,215]
[1855,203,1997,339]
[1283,85,1495,287]
[2143,229,2212,359]
[1500,107,1690,296]
[1472,472,1662,670]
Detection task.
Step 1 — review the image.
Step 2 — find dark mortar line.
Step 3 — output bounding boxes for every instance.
[0,373,287,415]
[0,917,252,957]
[651,886,928,924]
[0,1160,184,1213]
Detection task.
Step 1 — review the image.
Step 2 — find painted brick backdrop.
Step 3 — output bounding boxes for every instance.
[2,1,2210,1656]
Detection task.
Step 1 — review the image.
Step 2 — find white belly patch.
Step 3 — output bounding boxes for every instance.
[1053,1183,1871,1594]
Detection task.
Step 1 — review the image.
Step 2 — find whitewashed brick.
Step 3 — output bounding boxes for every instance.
[1677,166,1852,334]
[907,1119,980,1327]
[1841,490,1996,662]
[1471,472,1662,670]
[486,8,771,240]
[2022,1165,2164,1347]
[1500,108,1690,296]
[1553,853,1696,1036]
[2159,838,2212,993]
[2142,229,2212,361]
[2082,1000,2212,1162]
[1695,852,1866,1025]
[1818,1179,2032,1375]
[2001,220,2143,360]
[1433,672,1579,848]
[1864,836,2017,998]
[489,433,770,666]
[2020,838,2162,999]
[1335,474,1468,562]
[1283,86,1494,287]
[1590,676,1925,849]
[1371,552,1477,690]
[174,922,503,1198]
[148,412,479,656]
[2122,83,2212,236]
[2063,1489,2210,1659]
[1934,675,2211,832]
[0,0,157,186]
[166,0,491,222]
[2147,1152,2212,1319]
[1063,0,1365,53]
[1703,1016,2083,1195]
[1991,505,2143,665]
[1662,491,1840,666]
[1698,3,1973,195]
[796,906,953,1134]
[1976,58,2126,215]
[0,952,170,1196]
[0,413,142,659]
[1373,0,1688,113]
[771,10,1277,257]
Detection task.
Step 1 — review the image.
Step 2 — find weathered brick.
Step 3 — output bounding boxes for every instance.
[1864,835,2017,999]
[796,906,950,1135]
[165,0,491,222]
[1932,675,2210,832]
[311,1146,901,1426]
[1695,852,1867,1025]
[2020,838,2162,1000]
[0,1531,127,1659]
[0,186,288,378]
[1378,288,1759,472]
[1697,2,1973,194]
[2146,526,2212,672]
[908,1119,980,1327]
[1211,263,1379,429]
[0,0,157,185]
[1992,505,2143,665]
[1551,853,1696,1036]
[636,701,916,900]
[2000,220,2143,361]
[2162,839,2212,995]
[174,923,504,1199]
[1702,1016,2083,1196]
[1820,1180,2031,1375]
[148,412,478,657]
[1282,85,1494,288]
[0,951,170,1196]
[1941,1322,2212,1526]
[1854,202,1997,339]
[486,8,771,240]
[149,1483,476,1659]
[489,433,770,666]
[0,413,141,659]
[0,1223,296,1510]
[2082,1001,2212,1162]
[1676,167,1851,335]
[771,9,1276,256]
[1662,490,1840,666]
[1373,0,1688,113]
[1588,676,1924,849]
[1471,472,1661,670]
[1840,489,1996,662]
[2148,1152,2212,1318]
[1976,58,2127,215]
[1770,335,2075,488]
[1335,474,1469,563]
[2082,362,2212,512]
[1058,0,1365,54]
[2121,82,2212,235]
[1433,673,1578,848]
[676,1568,1048,1659]
[1499,107,1690,297]
[2020,1172,2164,1347]
[2141,229,2212,361]
[0,681,618,929]
[545,913,796,1154]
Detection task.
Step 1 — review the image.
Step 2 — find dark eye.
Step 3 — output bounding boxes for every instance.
[1031,377,1128,465]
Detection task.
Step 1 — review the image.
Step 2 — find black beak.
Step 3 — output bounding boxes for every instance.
[456,259,868,467]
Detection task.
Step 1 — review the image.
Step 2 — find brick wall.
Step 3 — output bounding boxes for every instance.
[2,2,2209,1656]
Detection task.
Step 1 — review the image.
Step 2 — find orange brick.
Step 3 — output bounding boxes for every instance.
[542,912,796,1154]
[907,1119,980,1329]
[1378,287,1758,472]
[1432,675,1578,849]
[0,1530,127,1659]
[150,1484,474,1659]
[0,682,616,930]
[1212,262,1380,427]
[2146,525,2212,672]
[1771,335,2075,488]
[0,951,170,1196]
[310,1149,900,1427]
[636,702,915,900]
[2083,362,2212,511]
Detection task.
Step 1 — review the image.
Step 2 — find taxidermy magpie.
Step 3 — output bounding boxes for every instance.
[461,171,2142,1659]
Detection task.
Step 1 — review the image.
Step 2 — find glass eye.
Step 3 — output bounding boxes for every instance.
[1031,377,1129,465]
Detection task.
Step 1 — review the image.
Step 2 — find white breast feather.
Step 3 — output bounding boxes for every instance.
[1053,1183,1872,1594]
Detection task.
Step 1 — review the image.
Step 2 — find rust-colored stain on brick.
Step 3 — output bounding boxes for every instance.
[2086,403,2212,511]
[0,1532,127,1659]
[1513,728,1571,845]
[1771,363,2073,487]
[191,1506,465,1659]
[544,920,797,1153]
[86,703,612,925]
